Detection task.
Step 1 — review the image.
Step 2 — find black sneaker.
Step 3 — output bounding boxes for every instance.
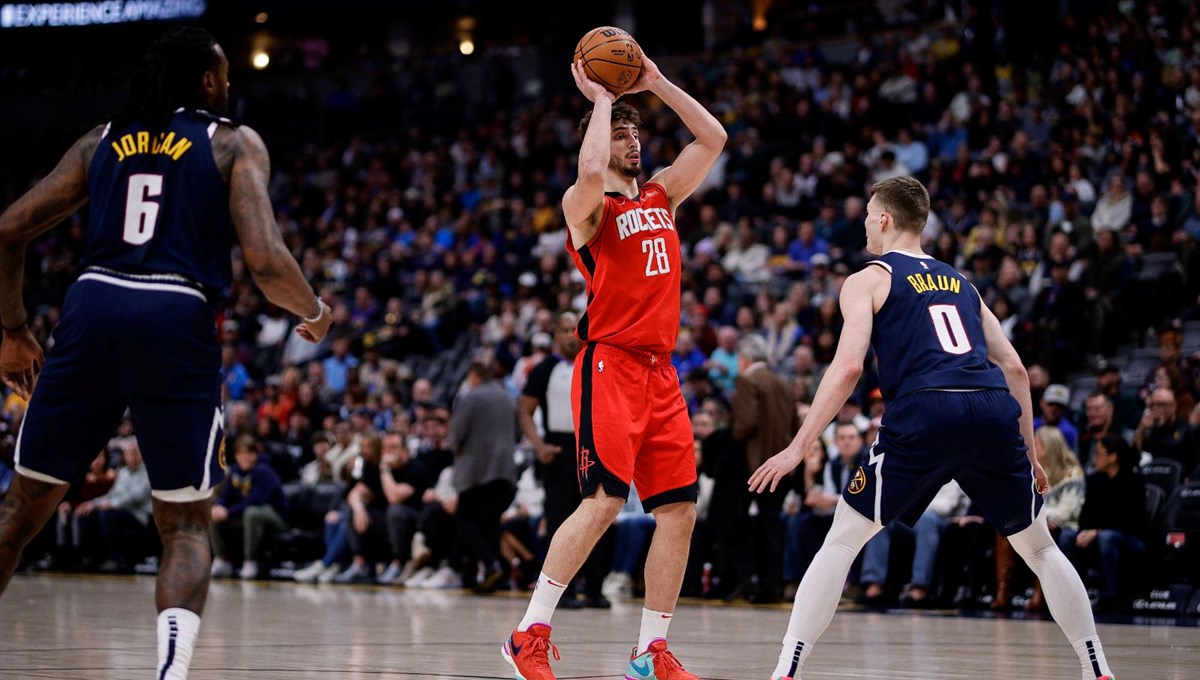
[584,594,612,609]
[899,594,931,609]
[472,569,505,594]
[559,594,586,609]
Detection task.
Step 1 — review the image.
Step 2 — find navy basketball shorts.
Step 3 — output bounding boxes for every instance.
[842,388,1043,536]
[15,271,225,501]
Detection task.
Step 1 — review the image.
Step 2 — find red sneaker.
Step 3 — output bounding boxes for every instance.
[625,639,699,680]
[501,623,560,680]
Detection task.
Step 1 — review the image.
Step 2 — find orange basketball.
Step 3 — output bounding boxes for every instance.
[574,26,643,94]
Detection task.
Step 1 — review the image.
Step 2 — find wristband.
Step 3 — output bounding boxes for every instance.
[1,319,27,332]
[302,297,326,324]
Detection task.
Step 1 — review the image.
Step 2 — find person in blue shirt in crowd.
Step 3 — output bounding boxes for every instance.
[220,345,250,401]
[1035,383,1079,451]
[210,435,288,580]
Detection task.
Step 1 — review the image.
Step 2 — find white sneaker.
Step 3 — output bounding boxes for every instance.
[396,559,421,586]
[376,562,406,585]
[423,565,462,589]
[334,562,373,584]
[317,563,341,584]
[293,560,328,583]
[238,561,259,580]
[410,534,434,566]
[406,566,437,588]
[210,558,233,578]
[602,572,633,598]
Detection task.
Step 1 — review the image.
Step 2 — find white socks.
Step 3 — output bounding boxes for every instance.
[1072,638,1114,680]
[636,608,672,654]
[770,634,811,679]
[772,500,881,679]
[1007,515,1114,679]
[156,608,200,680]
[519,572,568,631]
[519,574,674,657]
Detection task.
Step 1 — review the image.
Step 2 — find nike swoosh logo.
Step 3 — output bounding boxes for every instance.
[510,637,523,656]
[660,614,672,619]
[630,658,651,676]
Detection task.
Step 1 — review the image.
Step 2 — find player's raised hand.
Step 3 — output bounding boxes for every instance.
[749,443,804,494]
[0,325,44,401]
[624,54,663,95]
[572,60,617,104]
[295,298,333,343]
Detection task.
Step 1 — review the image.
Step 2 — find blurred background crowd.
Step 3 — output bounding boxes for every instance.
[2,0,1199,614]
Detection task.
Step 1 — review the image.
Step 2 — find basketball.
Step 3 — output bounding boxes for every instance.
[574,26,643,94]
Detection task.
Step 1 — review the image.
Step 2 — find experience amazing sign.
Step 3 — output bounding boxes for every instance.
[1,0,205,28]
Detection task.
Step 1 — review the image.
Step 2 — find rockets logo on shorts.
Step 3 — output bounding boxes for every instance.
[578,448,596,482]
[848,466,867,494]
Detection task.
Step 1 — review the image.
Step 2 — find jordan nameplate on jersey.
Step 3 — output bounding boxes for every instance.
[110,130,194,162]
[616,207,675,240]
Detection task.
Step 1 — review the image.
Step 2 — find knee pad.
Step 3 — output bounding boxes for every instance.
[825,499,883,553]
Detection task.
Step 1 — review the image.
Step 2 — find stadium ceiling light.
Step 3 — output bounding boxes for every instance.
[456,15,476,56]
[252,51,270,70]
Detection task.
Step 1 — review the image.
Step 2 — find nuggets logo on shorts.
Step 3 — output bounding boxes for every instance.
[848,466,867,494]
[217,437,228,471]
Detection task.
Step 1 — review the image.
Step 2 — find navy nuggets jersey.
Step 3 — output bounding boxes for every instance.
[867,251,1007,401]
[16,109,232,498]
[843,250,1040,536]
[83,109,234,300]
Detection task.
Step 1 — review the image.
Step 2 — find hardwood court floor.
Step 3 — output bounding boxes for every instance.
[0,574,1196,679]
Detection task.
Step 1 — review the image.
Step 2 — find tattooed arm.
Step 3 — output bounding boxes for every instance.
[220,124,333,343]
[0,125,98,398]
[0,125,98,329]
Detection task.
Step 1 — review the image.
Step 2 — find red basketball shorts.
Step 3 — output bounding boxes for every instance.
[571,342,698,512]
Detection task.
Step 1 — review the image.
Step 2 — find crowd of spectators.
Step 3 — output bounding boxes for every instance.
[3,0,1200,611]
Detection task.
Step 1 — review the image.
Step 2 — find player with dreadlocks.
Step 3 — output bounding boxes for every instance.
[0,26,331,679]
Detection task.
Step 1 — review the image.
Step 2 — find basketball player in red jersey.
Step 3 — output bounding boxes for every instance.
[502,54,725,680]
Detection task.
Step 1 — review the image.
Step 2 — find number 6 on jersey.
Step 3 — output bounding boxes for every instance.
[123,173,163,245]
[642,236,670,277]
[928,304,971,354]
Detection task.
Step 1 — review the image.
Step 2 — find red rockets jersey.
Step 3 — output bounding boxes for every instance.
[566,182,680,354]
